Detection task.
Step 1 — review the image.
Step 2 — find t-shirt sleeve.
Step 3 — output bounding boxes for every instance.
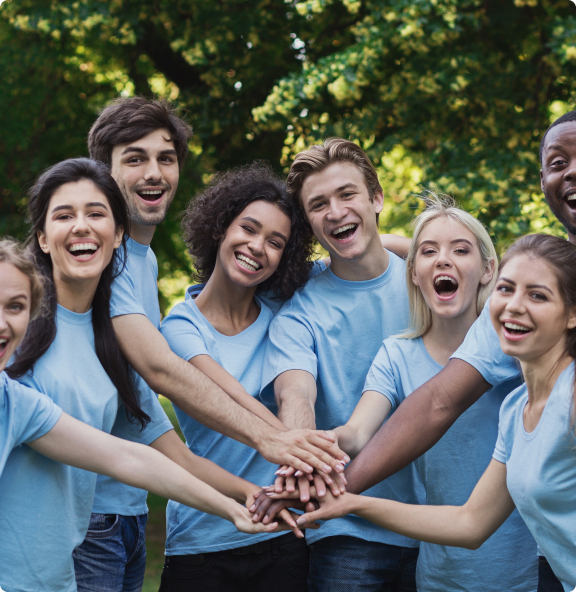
[3,376,63,446]
[111,379,174,446]
[160,304,209,362]
[362,343,402,410]
[261,304,317,404]
[492,387,523,464]
[110,266,147,319]
[451,298,521,386]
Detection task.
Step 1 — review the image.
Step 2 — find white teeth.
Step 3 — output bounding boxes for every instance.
[332,224,357,236]
[0,338,7,345]
[236,254,261,271]
[504,322,531,332]
[435,275,457,285]
[139,190,163,195]
[567,195,576,202]
[69,243,98,252]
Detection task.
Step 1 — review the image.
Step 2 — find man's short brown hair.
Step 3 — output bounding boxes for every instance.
[286,138,382,207]
[88,97,193,169]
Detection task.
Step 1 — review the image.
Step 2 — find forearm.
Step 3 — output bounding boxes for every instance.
[277,388,316,430]
[345,360,489,493]
[345,495,483,550]
[191,355,287,432]
[155,434,256,504]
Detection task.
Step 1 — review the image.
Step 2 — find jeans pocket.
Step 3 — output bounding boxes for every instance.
[85,513,121,538]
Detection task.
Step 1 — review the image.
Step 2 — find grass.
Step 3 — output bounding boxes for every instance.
[142,396,184,592]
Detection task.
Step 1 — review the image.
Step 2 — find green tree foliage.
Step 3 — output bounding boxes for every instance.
[254,0,576,248]
[1,0,575,311]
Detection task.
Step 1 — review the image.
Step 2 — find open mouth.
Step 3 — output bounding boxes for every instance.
[331,224,358,241]
[0,337,9,360]
[136,189,165,203]
[235,253,262,273]
[565,192,576,212]
[503,322,532,336]
[434,275,458,298]
[68,242,99,260]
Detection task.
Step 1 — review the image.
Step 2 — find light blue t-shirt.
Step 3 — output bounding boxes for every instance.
[0,371,62,476]
[262,252,424,547]
[160,287,284,554]
[94,238,174,515]
[493,363,576,592]
[364,336,537,592]
[0,306,134,592]
[451,298,522,385]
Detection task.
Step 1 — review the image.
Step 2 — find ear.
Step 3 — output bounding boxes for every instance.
[567,305,576,331]
[540,169,544,194]
[411,265,419,287]
[373,190,384,215]
[114,225,124,249]
[37,230,50,254]
[479,258,496,286]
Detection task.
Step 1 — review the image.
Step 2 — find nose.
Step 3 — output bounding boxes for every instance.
[144,158,162,182]
[505,289,526,315]
[72,213,90,234]
[435,248,453,268]
[247,234,265,256]
[326,198,347,222]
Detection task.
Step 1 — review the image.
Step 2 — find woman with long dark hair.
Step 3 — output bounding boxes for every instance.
[0,160,286,592]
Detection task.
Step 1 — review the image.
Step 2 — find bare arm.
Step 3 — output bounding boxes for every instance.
[28,413,283,535]
[380,235,411,259]
[333,391,392,458]
[345,359,490,493]
[191,354,287,432]
[112,314,346,474]
[275,369,318,430]
[295,459,514,550]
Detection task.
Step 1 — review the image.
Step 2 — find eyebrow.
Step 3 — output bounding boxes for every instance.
[51,202,109,214]
[418,239,474,247]
[499,277,553,294]
[241,216,288,242]
[121,146,178,157]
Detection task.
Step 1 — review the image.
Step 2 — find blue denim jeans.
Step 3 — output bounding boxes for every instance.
[308,535,418,592]
[537,556,564,592]
[73,513,148,592]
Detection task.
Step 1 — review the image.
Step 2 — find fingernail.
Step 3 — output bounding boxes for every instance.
[294,470,303,477]
[249,504,256,511]
[275,470,287,476]
[343,455,350,463]
[334,463,344,473]
[322,465,331,473]
[296,517,306,526]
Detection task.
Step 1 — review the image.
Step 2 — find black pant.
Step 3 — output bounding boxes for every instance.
[159,533,308,592]
[537,556,564,592]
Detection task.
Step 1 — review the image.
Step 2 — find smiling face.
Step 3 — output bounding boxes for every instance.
[300,161,383,263]
[110,128,179,234]
[214,200,291,290]
[37,180,123,290]
[540,121,576,239]
[0,262,31,371]
[490,253,576,364]
[412,216,494,323]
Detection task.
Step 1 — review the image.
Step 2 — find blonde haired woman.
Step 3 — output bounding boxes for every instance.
[276,195,538,591]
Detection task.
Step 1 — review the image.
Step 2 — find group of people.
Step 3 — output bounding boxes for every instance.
[0,96,575,592]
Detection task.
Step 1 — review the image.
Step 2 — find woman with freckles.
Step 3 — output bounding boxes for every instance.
[286,233,576,592]
[158,162,329,592]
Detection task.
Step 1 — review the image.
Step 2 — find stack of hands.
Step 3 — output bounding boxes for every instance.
[247,430,354,537]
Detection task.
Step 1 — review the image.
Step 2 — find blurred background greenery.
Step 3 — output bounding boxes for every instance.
[2,0,576,586]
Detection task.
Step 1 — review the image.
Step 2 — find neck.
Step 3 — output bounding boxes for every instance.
[423,304,478,366]
[130,221,156,246]
[329,235,389,281]
[54,274,98,313]
[194,264,260,336]
[520,342,573,406]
